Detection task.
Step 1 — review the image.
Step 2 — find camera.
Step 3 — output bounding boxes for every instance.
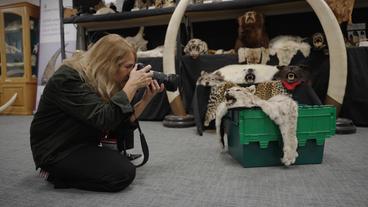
[136,63,179,92]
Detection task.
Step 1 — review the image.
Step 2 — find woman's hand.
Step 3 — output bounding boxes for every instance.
[125,64,153,91]
[122,64,153,102]
[142,80,165,103]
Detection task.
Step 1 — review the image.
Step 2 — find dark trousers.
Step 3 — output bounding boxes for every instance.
[44,145,136,192]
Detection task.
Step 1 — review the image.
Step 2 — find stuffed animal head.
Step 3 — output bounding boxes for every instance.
[274,65,310,83]
[224,85,256,107]
[312,33,326,49]
[238,11,265,31]
[244,68,256,84]
[196,71,224,86]
[184,38,208,59]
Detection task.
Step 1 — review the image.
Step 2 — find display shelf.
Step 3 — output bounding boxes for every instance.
[64,0,302,31]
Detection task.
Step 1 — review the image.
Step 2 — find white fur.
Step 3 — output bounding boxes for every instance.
[137,45,164,57]
[94,7,115,15]
[216,85,299,166]
[269,35,311,66]
[238,47,270,64]
[213,64,278,84]
[125,27,148,51]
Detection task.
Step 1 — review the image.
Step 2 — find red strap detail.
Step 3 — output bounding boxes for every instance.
[282,80,302,91]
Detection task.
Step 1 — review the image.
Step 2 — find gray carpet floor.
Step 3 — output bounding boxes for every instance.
[0,115,367,207]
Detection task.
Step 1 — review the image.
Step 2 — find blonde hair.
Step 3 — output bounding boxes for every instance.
[63,34,136,101]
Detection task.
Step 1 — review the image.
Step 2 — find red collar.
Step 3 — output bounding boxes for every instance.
[282,80,302,91]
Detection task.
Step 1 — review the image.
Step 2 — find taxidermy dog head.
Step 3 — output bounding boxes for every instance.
[184,38,209,59]
[196,71,224,86]
[312,33,326,49]
[274,65,310,83]
[235,11,269,50]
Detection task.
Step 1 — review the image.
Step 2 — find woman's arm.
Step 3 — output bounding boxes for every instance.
[130,80,164,122]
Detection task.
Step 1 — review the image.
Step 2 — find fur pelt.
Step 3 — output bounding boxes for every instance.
[208,49,236,55]
[196,64,278,86]
[269,35,311,66]
[238,47,270,64]
[125,27,148,51]
[216,85,299,166]
[184,38,235,58]
[273,65,311,84]
[324,0,355,24]
[94,7,116,15]
[214,64,278,84]
[184,38,209,59]
[137,45,164,57]
[235,11,269,51]
[155,0,176,8]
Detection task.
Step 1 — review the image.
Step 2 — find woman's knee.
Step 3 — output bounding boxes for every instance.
[106,165,136,192]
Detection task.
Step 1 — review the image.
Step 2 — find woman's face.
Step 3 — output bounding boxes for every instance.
[115,52,135,85]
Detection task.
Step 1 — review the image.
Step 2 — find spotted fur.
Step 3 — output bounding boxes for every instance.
[184,38,208,59]
[204,81,237,126]
[255,80,289,100]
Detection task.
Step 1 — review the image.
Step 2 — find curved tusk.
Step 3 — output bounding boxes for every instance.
[163,0,190,116]
[0,93,18,113]
[306,0,347,114]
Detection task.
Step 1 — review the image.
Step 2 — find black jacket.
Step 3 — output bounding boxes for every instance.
[30,65,134,169]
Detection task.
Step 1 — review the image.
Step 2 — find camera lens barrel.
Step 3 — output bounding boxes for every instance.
[136,63,179,91]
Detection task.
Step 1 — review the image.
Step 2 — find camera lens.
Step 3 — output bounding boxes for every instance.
[136,63,179,92]
[152,72,179,92]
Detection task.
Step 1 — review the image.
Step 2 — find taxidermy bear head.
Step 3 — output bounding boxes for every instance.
[235,11,269,50]
[274,65,310,83]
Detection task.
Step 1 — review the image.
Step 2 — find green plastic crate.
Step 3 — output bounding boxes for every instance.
[225,105,336,167]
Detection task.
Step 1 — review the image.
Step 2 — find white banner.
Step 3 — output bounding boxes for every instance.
[35,0,77,110]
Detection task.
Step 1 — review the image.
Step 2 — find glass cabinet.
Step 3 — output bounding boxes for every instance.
[0,3,39,115]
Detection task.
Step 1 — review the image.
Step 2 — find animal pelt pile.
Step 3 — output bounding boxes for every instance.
[216,85,299,166]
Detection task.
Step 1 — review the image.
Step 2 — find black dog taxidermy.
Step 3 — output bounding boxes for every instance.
[273,65,311,90]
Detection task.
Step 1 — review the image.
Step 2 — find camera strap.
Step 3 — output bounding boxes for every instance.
[132,119,149,167]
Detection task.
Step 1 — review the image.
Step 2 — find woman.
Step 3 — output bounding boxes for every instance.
[30,34,164,192]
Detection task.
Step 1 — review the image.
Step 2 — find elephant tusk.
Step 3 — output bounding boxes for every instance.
[163,0,190,116]
[306,0,347,114]
[0,93,18,113]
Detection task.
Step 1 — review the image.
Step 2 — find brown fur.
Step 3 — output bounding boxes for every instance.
[235,11,269,51]
[324,0,355,24]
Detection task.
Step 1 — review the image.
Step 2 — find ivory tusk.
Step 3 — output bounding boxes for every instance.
[306,0,347,114]
[0,93,18,113]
